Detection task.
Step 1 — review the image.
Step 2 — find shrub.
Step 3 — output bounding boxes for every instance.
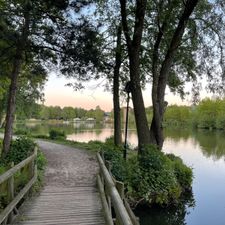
[32,134,49,139]
[167,154,193,190]
[14,129,29,136]
[5,137,36,164]
[101,142,127,182]
[127,146,181,206]
[49,129,66,140]
[102,144,193,207]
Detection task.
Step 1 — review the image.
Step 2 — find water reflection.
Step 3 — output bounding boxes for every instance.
[165,128,225,161]
[135,192,195,225]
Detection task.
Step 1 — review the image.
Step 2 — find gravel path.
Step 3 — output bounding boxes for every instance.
[36,140,99,187]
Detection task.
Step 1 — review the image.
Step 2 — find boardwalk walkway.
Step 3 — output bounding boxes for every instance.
[16,140,105,225]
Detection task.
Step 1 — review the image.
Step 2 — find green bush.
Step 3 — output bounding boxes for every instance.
[14,129,29,136]
[167,154,193,190]
[101,141,127,182]
[49,129,66,140]
[102,144,193,207]
[127,146,181,206]
[5,137,36,164]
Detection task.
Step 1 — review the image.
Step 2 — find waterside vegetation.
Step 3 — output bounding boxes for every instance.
[0,137,46,212]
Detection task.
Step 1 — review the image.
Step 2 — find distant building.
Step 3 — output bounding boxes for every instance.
[86,118,95,122]
[73,118,81,122]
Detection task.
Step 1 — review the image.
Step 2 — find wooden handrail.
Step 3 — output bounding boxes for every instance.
[0,147,38,224]
[0,152,36,184]
[97,153,139,225]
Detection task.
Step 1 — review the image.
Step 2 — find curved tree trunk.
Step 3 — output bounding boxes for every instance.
[2,1,31,157]
[113,25,122,146]
[150,0,199,149]
[2,53,22,156]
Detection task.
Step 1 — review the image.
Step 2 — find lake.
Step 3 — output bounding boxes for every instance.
[16,121,225,225]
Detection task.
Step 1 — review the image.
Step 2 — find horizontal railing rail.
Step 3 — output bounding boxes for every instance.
[97,152,139,225]
[0,147,37,224]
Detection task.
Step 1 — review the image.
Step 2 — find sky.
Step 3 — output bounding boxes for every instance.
[43,73,210,112]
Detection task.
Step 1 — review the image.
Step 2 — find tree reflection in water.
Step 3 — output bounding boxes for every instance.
[135,191,195,225]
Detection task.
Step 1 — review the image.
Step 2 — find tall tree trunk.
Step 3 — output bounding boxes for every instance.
[2,1,31,157]
[113,25,122,146]
[120,0,150,153]
[129,50,151,149]
[150,0,199,149]
[2,53,22,156]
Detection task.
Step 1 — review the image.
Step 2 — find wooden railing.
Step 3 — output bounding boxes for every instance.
[0,147,37,224]
[97,153,139,225]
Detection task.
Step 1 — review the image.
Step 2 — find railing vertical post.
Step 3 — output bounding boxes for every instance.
[8,162,14,223]
[30,147,37,178]
[115,181,124,201]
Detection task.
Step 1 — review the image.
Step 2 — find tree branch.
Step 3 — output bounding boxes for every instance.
[158,0,199,101]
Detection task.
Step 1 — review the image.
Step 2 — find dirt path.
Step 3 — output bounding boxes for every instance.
[36,140,99,187]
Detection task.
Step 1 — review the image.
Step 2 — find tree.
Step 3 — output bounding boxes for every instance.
[119,0,225,151]
[94,106,105,122]
[0,0,92,156]
[0,0,60,155]
[62,107,75,120]
[119,0,151,151]
[149,0,199,148]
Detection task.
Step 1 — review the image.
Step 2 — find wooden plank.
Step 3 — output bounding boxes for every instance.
[16,185,105,225]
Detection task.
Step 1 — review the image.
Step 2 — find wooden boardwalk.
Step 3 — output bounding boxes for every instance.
[16,186,104,225]
[13,141,105,225]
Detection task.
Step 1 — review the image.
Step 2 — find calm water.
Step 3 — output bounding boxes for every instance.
[16,121,225,225]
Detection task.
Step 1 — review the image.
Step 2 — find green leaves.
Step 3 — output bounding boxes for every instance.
[4,137,36,165]
[102,143,193,207]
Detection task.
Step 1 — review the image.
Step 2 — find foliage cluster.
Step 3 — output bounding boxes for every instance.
[192,98,225,130]
[161,98,225,131]
[49,129,66,140]
[164,105,191,127]
[101,137,127,182]
[0,137,46,211]
[101,144,193,207]
[4,137,36,164]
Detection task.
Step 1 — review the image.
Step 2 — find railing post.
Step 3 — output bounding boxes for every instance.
[7,162,14,223]
[30,147,37,178]
[115,181,124,201]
